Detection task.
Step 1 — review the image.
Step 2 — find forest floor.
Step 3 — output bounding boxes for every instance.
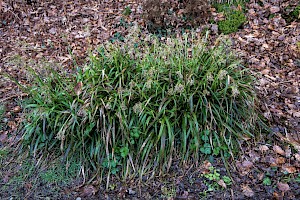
[0,0,300,199]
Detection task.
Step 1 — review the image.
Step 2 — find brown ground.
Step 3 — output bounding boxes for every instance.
[0,0,300,199]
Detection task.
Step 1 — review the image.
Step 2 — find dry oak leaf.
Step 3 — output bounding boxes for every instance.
[273,145,285,156]
[74,81,83,96]
[295,153,300,161]
[281,166,297,174]
[81,185,98,197]
[12,106,21,113]
[218,179,227,188]
[276,157,286,165]
[241,185,254,197]
[201,160,212,169]
[242,160,253,168]
[270,6,280,14]
[200,160,212,174]
[259,145,269,152]
[7,121,17,130]
[277,182,290,192]
[0,132,8,143]
[293,112,300,118]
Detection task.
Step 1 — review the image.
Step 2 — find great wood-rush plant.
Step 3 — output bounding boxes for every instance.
[19,30,261,182]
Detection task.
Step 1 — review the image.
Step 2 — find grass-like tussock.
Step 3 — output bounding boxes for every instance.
[18,32,261,180]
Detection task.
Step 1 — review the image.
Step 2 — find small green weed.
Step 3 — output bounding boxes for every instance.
[201,166,232,192]
[203,166,221,181]
[161,184,176,199]
[222,175,232,185]
[123,6,132,16]
[110,32,125,42]
[115,17,133,29]
[263,177,272,186]
[0,104,5,130]
[268,13,275,19]
[102,155,120,175]
[295,174,300,183]
[0,148,9,161]
[8,160,36,184]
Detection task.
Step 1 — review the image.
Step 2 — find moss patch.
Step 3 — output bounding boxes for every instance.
[213,2,247,34]
[283,5,300,23]
[218,10,246,34]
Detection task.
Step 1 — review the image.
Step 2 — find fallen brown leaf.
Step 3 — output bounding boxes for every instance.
[294,153,300,161]
[273,145,285,156]
[74,81,83,96]
[270,6,280,14]
[202,160,212,169]
[242,160,253,168]
[257,173,264,181]
[218,179,227,189]
[12,106,21,113]
[277,182,290,192]
[81,185,98,197]
[7,121,17,131]
[259,145,269,152]
[0,132,8,143]
[241,185,254,197]
[281,165,297,174]
[275,157,286,165]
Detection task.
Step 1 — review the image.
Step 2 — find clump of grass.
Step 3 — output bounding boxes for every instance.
[19,30,260,181]
[123,6,132,16]
[40,159,80,184]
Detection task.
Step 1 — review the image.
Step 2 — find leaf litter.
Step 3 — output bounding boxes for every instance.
[0,0,300,199]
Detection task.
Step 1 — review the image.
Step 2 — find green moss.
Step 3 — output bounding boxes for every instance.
[283,5,300,23]
[291,5,300,19]
[213,1,247,34]
[218,10,246,34]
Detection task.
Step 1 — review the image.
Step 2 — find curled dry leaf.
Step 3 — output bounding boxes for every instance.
[200,160,212,174]
[273,192,281,199]
[277,182,290,192]
[12,106,21,113]
[7,121,17,130]
[74,81,83,96]
[242,160,253,168]
[294,153,300,161]
[259,145,269,152]
[182,191,189,198]
[284,147,291,158]
[281,166,297,174]
[270,6,280,14]
[257,173,264,181]
[241,185,254,197]
[202,160,212,169]
[217,179,227,189]
[0,132,8,143]
[276,157,286,165]
[81,185,98,197]
[273,145,285,156]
